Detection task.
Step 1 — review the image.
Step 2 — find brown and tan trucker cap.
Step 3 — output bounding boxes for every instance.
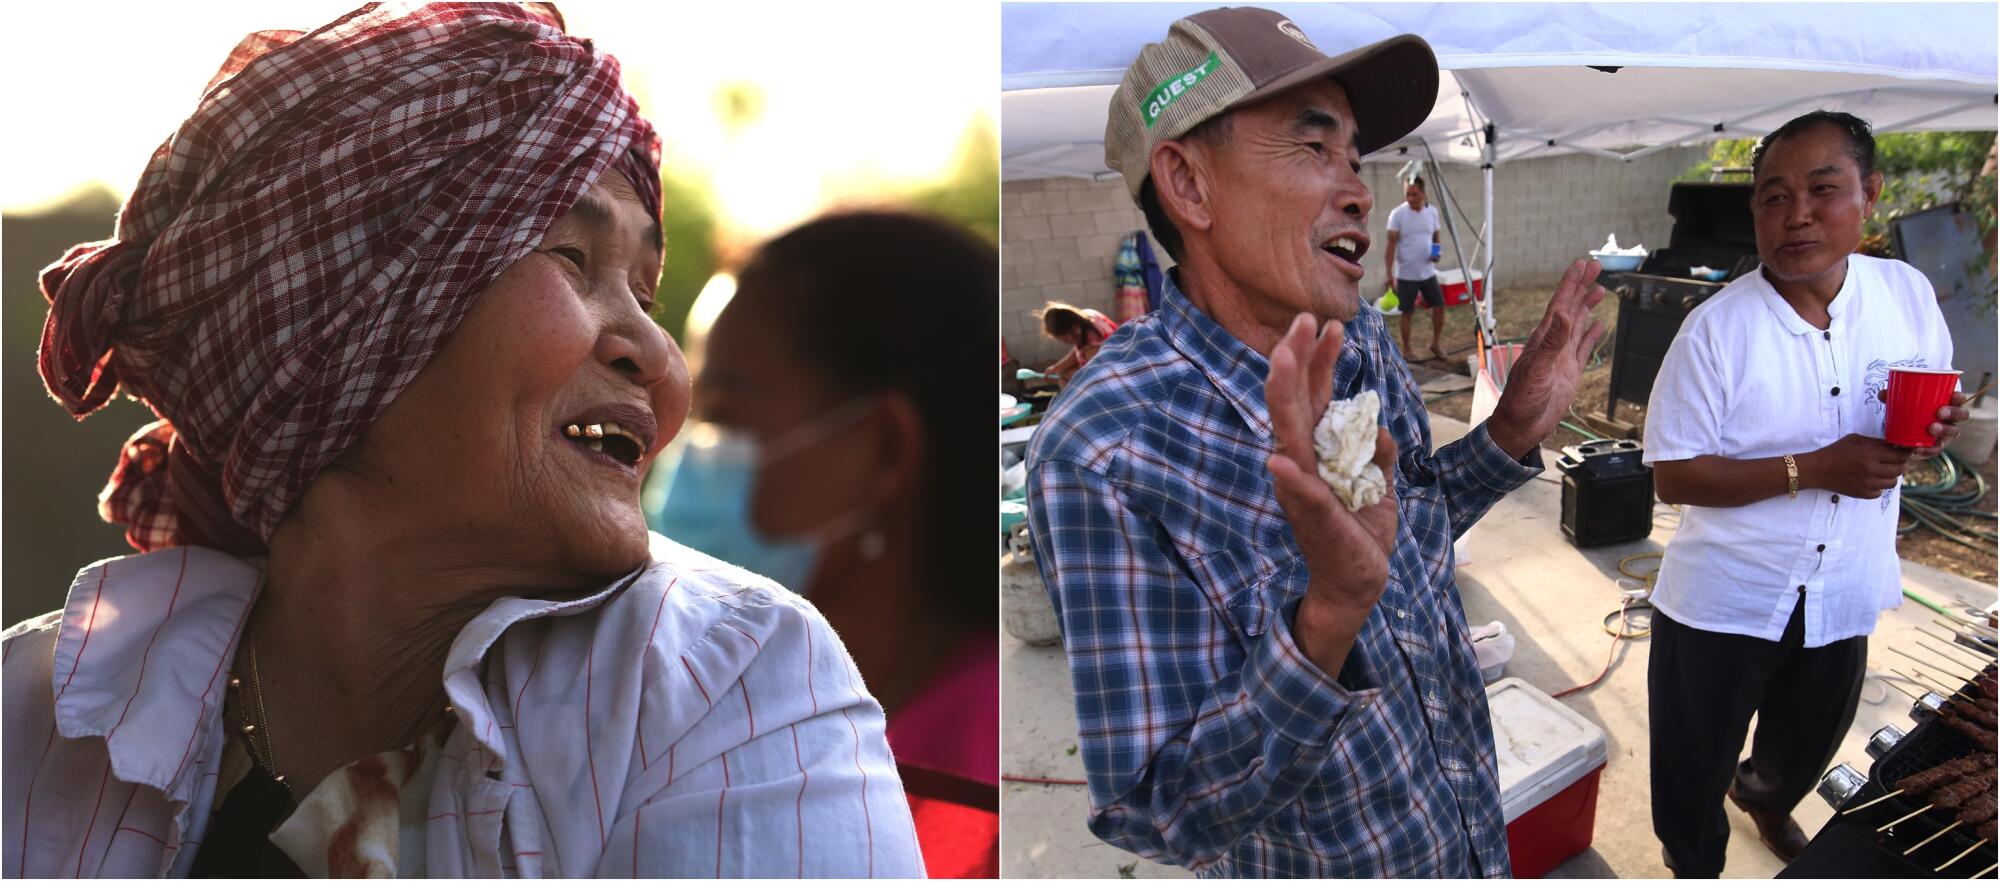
[1105,7,1439,202]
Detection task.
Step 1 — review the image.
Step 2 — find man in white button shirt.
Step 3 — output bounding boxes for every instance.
[1384,176,1446,360]
[1642,110,1972,877]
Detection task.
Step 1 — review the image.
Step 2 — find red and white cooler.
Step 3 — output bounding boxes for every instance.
[1436,267,1485,306]
[1486,677,1609,878]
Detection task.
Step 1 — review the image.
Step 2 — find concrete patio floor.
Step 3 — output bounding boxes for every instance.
[1001,413,1997,879]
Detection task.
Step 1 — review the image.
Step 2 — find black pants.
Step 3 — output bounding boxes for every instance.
[1648,599,1868,878]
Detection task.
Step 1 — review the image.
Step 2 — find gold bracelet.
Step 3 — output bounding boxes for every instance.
[1783,454,1799,499]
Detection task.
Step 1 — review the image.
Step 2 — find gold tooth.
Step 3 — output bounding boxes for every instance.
[585,424,604,439]
[565,424,582,438]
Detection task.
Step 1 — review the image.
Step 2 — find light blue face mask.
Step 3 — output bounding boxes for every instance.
[644,401,871,593]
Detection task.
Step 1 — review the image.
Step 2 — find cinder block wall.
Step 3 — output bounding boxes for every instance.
[1001,145,1707,367]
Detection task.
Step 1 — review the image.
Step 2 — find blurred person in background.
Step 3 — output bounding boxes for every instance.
[1384,175,1446,361]
[2,5,919,877]
[655,210,999,877]
[1037,301,1120,387]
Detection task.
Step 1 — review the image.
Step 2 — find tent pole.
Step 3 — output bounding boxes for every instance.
[1480,123,1498,351]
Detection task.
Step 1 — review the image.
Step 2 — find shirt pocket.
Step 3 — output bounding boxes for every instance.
[1185,541,1306,645]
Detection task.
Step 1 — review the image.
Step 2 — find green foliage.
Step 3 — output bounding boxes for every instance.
[1681,131,1995,237]
[905,115,999,242]
[650,168,720,344]
[1680,131,1998,311]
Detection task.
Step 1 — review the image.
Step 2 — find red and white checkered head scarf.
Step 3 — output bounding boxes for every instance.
[39,2,662,555]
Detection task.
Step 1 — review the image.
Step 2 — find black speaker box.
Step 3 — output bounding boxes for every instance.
[1557,439,1655,548]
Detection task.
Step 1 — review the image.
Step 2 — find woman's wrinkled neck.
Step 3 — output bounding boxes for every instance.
[242,486,579,795]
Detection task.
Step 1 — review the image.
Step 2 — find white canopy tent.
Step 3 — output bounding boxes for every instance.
[1002,2,1999,341]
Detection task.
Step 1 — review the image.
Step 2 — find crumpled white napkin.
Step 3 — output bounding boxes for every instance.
[1312,389,1387,512]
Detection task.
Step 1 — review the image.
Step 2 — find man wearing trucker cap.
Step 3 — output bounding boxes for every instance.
[1025,7,1610,877]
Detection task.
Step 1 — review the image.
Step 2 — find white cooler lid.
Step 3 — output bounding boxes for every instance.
[1486,677,1609,823]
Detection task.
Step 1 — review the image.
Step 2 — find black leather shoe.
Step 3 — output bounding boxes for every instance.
[1728,785,1809,863]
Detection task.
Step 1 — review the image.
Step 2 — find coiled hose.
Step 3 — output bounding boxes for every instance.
[1899,448,1996,553]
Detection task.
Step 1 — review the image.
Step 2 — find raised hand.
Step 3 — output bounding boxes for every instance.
[1264,313,1399,616]
[1487,259,1609,459]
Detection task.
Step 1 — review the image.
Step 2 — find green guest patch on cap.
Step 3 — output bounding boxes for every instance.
[1141,52,1221,128]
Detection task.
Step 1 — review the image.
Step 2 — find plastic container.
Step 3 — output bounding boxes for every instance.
[1435,268,1484,306]
[1487,677,1609,878]
[1589,252,1645,272]
[1949,397,1996,465]
[1884,367,1961,447]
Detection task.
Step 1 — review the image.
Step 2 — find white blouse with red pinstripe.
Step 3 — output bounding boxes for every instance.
[1,534,924,878]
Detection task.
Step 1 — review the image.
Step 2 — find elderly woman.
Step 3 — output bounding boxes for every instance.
[2,6,920,878]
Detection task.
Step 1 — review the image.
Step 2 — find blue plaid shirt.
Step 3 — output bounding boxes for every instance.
[1025,274,1542,878]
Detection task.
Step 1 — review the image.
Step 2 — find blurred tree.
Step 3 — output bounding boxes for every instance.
[651,166,719,344]
[905,115,998,242]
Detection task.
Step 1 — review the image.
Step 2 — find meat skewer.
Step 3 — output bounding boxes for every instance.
[1931,776,1995,812]
[1959,792,1997,829]
[1895,754,1996,798]
[1945,698,1996,728]
[1904,784,2000,857]
[1943,712,1999,751]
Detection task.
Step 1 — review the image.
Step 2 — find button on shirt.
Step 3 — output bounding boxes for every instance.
[1025,274,1541,878]
[1643,255,1955,647]
[2,535,921,878]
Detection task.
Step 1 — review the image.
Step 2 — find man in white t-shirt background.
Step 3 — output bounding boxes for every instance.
[1640,110,1973,877]
[1384,176,1446,361]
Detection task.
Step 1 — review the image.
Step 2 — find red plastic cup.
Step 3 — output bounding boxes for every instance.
[1883,367,1961,447]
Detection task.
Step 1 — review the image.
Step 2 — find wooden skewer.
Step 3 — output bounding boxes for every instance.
[1842,787,1908,814]
[1893,646,1972,681]
[1925,627,1999,662]
[1879,803,1934,832]
[1895,668,1952,697]
[1904,667,1967,698]
[1968,859,1996,878]
[1939,614,2000,638]
[1883,675,1926,701]
[1919,640,1989,676]
[1936,616,1999,641]
[1906,820,1966,855]
[1938,839,1991,872]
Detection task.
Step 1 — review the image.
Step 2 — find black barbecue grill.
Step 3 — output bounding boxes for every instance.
[1794,664,1999,879]
[1602,182,1759,420]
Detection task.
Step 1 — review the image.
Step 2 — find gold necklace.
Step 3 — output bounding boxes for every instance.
[228,642,291,796]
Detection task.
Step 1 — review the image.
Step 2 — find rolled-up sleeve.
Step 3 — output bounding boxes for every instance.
[1027,458,1378,871]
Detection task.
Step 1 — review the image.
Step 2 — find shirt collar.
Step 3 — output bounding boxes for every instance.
[50,547,264,804]
[1755,256,1857,335]
[1160,271,1276,438]
[49,543,643,797]
[1158,271,1375,440]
